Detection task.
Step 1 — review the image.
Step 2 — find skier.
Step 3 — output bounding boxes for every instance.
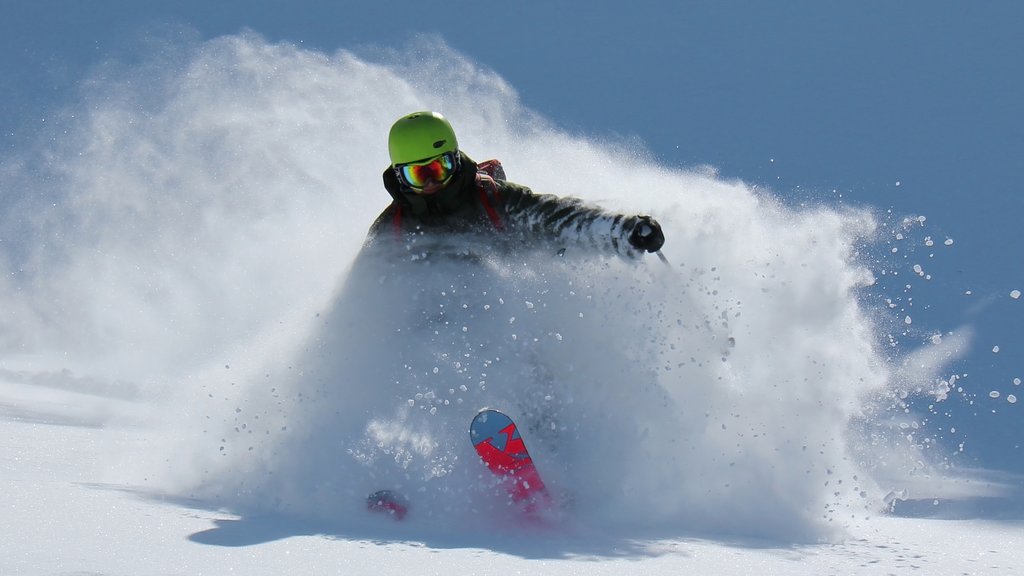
[361,111,665,520]
[364,111,665,256]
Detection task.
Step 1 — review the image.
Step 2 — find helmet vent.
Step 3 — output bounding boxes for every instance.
[432,140,446,149]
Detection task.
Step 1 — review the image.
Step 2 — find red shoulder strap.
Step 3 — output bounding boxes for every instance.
[392,204,403,238]
[476,174,505,231]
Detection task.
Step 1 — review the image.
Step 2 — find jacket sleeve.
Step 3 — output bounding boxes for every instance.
[496,180,645,257]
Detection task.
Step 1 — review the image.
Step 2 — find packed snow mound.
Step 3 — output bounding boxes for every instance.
[0,33,948,542]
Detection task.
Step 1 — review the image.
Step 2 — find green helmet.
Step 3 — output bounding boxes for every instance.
[388,111,459,167]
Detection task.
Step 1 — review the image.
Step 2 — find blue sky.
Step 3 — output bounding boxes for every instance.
[2,1,1021,469]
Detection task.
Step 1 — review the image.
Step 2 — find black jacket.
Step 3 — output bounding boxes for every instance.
[366,153,647,257]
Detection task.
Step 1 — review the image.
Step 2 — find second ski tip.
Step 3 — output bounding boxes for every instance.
[366,489,409,521]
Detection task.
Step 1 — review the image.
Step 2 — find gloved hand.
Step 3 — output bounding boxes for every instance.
[628,215,665,253]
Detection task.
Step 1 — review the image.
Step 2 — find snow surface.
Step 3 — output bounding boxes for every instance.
[1,34,1021,574]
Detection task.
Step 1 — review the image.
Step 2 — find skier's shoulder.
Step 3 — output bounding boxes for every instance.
[367,201,400,237]
[494,177,533,197]
[469,157,531,201]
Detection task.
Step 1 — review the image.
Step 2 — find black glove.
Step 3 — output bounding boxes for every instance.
[628,215,665,253]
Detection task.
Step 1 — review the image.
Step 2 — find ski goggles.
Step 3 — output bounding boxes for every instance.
[395,152,458,191]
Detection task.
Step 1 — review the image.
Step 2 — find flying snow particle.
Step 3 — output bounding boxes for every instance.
[904,316,913,325]
[1008,395,1018,404]
[990,391,1001,399]
[1011,290,1021,300]
[944,238,954,246]
[992,346,1000,353]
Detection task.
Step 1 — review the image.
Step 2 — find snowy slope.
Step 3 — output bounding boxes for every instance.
[1,34,1021,575]
[2,386,1021,575]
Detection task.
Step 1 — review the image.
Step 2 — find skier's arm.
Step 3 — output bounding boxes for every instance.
[362,203,400,248]
[498,181,664,257]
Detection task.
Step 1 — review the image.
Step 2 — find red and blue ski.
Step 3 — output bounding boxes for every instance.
[368,408,551,521]
[470,408,551,513]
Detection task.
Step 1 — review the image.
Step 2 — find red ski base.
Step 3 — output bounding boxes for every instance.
[470,409,552,514]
